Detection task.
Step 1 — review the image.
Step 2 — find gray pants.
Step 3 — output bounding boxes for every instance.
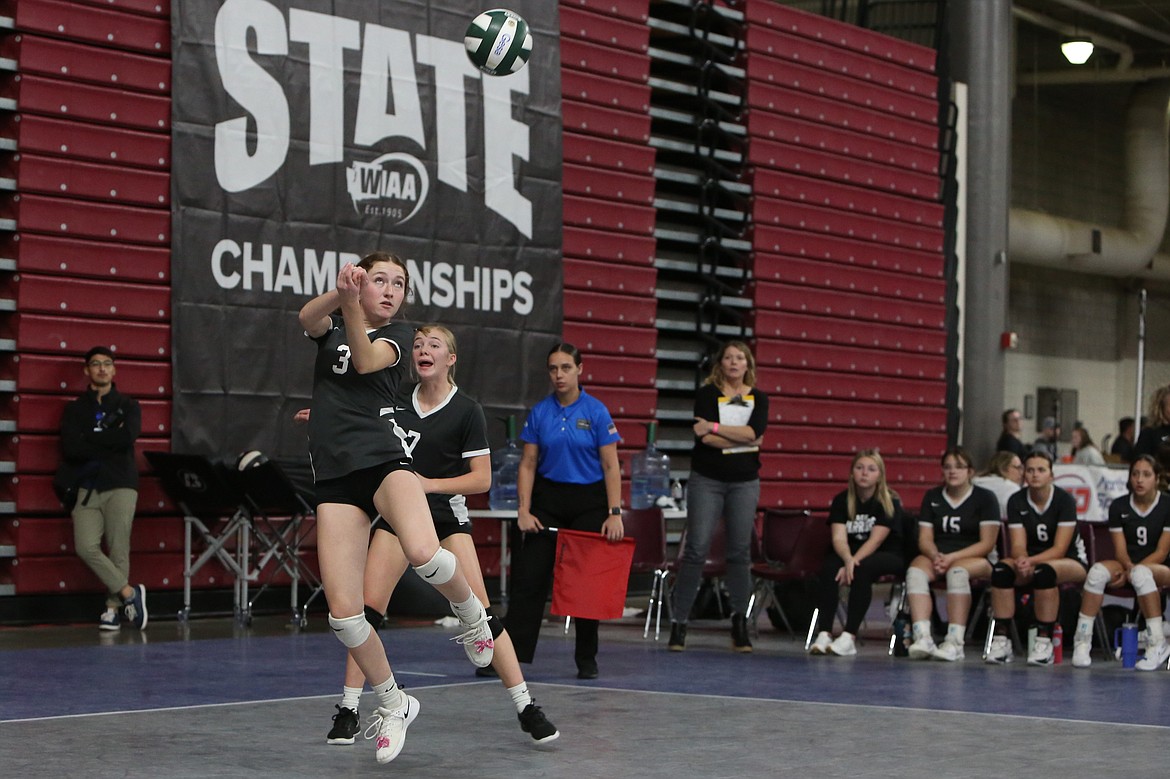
[671,471,759,622]
[72,488,138,609]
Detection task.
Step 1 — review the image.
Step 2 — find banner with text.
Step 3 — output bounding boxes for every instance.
[171,0,562,459]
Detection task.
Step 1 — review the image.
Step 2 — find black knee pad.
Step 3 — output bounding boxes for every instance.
[364,604,385,630]
[1032,563,1057,590]
[484,606,504,640]
[991,561,1016,588]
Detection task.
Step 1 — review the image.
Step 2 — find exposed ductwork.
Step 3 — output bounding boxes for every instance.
[1008,79,1170,278]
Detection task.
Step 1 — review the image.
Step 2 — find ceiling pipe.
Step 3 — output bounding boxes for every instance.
[1009,79,1170,278]
[1018,66,1170,86]
[1046,0,1170,47]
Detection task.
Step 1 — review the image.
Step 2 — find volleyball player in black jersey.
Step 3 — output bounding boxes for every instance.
[984,451,1086,665]
[322,325,559,746]
[1070,454,1170,669]
[904,447,1000,662]
[299,254,493,764]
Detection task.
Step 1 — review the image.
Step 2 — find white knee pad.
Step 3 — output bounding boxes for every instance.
[906,566,931,596]
[1130,564,1157,596]
[945,566,970,595]
[1084,563,1110,595]
[329,612,372,649]
[414,547,457,586]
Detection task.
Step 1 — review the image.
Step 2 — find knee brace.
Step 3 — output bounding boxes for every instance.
[906,566,931,596]
[991,561,1016,589]
[413,547,457,586]
[484,606,504,640]
[1084,563,1110,595]
[364,604,385,630]
[1032,563,1057,590]
[329,612,372,649]
[945,565,970,595]
[1130,564,1158,596]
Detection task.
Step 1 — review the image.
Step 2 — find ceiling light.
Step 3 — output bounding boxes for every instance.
[1061,38,1094,64]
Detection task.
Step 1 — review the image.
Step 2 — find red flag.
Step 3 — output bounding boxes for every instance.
[550,529,636,621]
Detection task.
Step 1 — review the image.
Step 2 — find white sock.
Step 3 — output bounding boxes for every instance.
[912,620,931,641]
[946,623,965,644]
[340,685,362,712]
[1147,617,1164,646]
[507,681,532,713]
[451,592,485,625]
[1075,613,1094,639]
[372,675,404,712]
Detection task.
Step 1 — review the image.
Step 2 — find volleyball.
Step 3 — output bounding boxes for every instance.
[464,8,532,76]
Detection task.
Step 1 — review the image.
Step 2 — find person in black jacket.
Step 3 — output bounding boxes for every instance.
[58,346,146,630]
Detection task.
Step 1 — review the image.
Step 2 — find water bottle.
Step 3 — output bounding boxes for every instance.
[630,421,671,509]
[891,612,910,657]
[488,415,521,510]
[1053,623,1063,664]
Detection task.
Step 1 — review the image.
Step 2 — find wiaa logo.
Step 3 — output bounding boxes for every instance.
[345,152,430,224]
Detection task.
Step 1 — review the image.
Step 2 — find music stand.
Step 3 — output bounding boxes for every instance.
[144,451,254,623]
[237,459,323,627]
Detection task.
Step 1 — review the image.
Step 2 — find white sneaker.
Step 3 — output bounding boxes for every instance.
[1027,636,1054,666]
[364,695,419,764]
[907,636,937,660]
[452,607,495,668]
[829,632,857,656]
[932,638,965,662]
[98,608,121,631]
[809,631,833,654]
[1071,639,1092,668]
[984,635,1012,664]
[1135,640,1170,671]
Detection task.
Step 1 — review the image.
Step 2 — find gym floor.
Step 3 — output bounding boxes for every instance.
[1,609,1166,778]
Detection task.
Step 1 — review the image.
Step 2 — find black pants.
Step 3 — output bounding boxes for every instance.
[505,476,607,667]
[815,550,904,634]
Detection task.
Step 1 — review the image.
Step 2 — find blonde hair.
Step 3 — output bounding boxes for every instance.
[981,451,1019,479]
[414,323,458,382]
[1147,385,1170,427]
[846,449,897,519]
[703,340,757,390]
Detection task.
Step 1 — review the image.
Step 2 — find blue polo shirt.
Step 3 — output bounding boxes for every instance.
[520,388,620,484]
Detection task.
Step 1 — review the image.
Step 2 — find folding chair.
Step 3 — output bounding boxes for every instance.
[620,508,669,639]
[746,509,831,642]
[144,451,253,623]
[237,459,323,627]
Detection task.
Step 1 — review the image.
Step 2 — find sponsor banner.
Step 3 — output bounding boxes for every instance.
[171,0,562,459]
[1053,464,1130,521]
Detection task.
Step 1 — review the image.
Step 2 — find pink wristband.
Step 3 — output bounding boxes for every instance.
[712,422,719,434]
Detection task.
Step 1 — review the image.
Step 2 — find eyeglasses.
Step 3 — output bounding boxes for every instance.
[727,394,748,406]
[87,360,114,368]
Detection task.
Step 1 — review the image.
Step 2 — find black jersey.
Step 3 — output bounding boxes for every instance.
[306,316,413,481]
[1006,486,1086,563]
[1107,492,1170,563]
[918,485,1000,555]
[394,383,490,525]
[828,490,902,556]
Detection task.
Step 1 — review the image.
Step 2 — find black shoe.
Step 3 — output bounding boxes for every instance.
[731,613,753,653]
[576,660,599,679]
[518,702,560,743]
[668,622,687,652]
[326,705,360,745]
[475,664,498,678]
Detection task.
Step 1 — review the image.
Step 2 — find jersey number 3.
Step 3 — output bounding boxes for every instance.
[332,345,351,375]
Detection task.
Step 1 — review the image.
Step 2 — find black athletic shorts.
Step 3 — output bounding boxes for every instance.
[314,460,413,521]
[372,514,471,541]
